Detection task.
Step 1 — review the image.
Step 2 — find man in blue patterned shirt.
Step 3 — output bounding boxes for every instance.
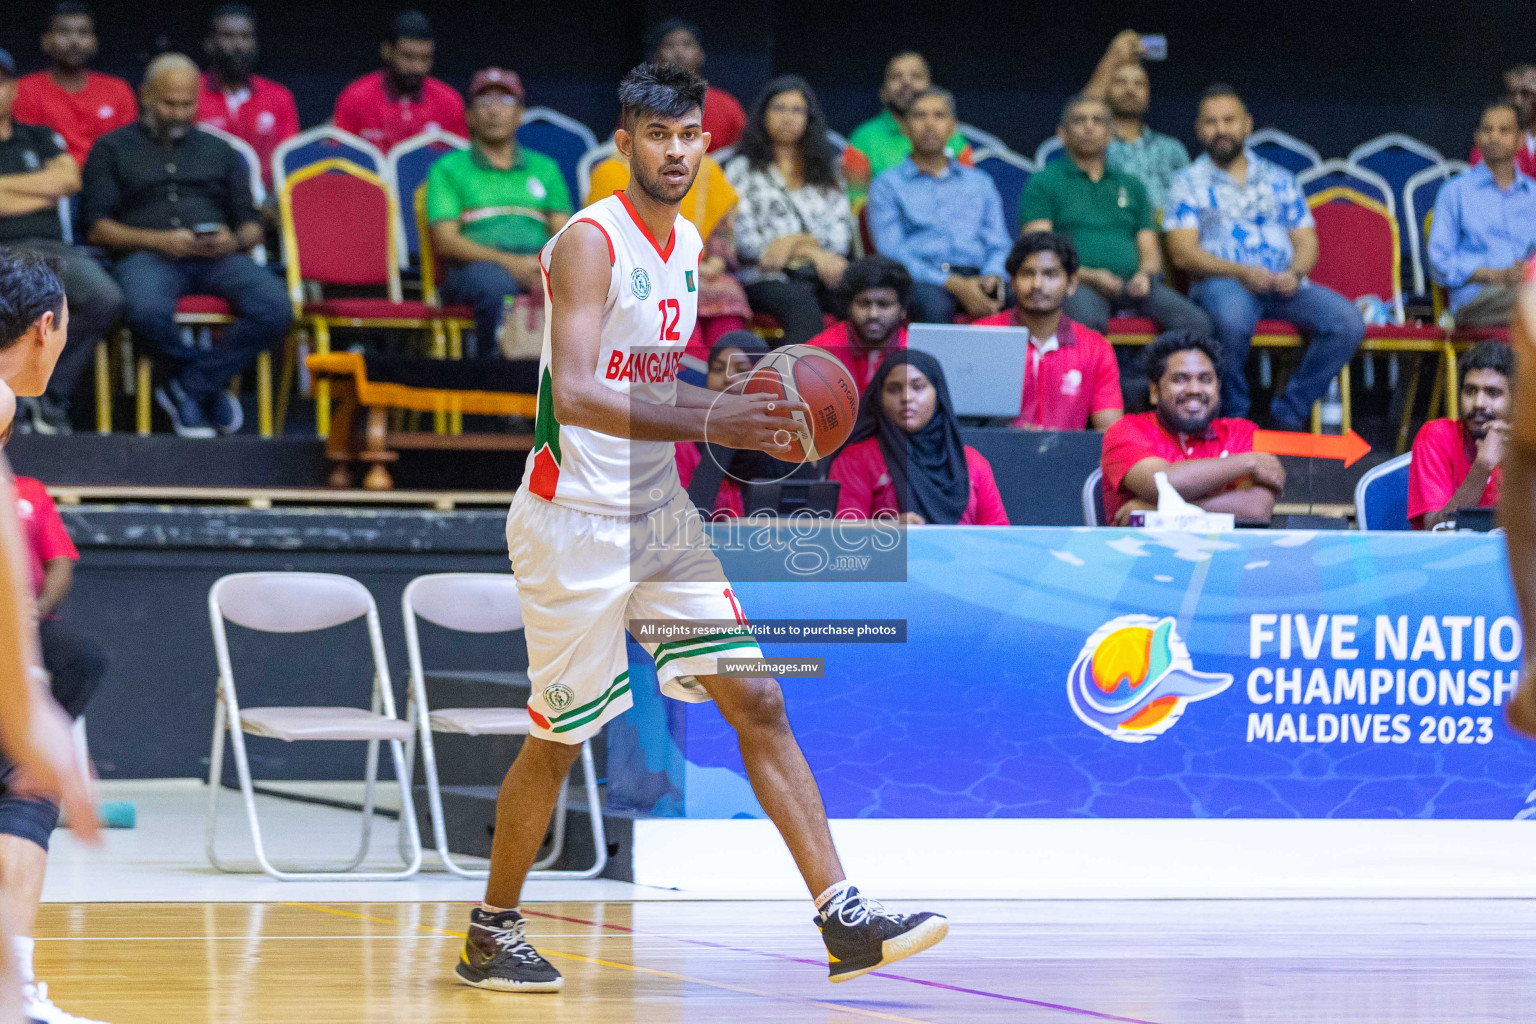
[1164,84,1363,429]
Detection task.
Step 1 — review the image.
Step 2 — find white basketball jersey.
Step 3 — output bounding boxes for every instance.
[519,193,703,516]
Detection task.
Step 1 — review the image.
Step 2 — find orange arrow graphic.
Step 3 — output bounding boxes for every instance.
[1253,429,1371,467]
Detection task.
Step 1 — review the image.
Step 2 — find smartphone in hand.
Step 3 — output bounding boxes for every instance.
[1140,34,1168,60]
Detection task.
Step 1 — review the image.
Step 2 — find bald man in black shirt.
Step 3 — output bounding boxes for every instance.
[83,53,289,438]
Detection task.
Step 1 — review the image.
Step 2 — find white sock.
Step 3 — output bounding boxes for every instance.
[814,880,856,917]
[11,936,33,985]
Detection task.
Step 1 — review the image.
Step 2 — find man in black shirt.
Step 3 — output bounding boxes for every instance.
[83,53,289,437]
[0,46,122,435]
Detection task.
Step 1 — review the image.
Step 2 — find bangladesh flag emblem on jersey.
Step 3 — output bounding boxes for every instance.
[685,270,696,292]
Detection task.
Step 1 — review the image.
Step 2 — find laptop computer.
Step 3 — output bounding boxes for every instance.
[905,323,1028,418]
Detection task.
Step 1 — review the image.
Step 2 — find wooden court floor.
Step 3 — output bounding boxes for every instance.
[32,898,1536,1023]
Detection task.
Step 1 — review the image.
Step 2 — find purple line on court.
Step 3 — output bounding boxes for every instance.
[524,910,1165,1024]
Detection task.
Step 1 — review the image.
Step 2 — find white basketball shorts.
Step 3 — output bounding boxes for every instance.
[506,486,763,744]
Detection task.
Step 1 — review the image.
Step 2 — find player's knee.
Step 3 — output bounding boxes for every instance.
[0,793,60,852]
[714,677,788,732]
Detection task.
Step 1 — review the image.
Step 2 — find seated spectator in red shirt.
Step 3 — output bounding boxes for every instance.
[1408,340,1512,529]
[807,256,910,392]
[12,2,137,165]
[197,4,298,192]
[677,331,798,519]
[830,350,1009,524]
[333,10,467,152]
[974,232,1123,430]
[1101,331,1285,525]
[645,18,745,153]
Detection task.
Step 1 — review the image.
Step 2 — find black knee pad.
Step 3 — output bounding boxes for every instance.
[0,790,59,852]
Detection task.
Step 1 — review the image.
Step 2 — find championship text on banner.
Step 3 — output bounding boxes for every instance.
[606,528,1535,820]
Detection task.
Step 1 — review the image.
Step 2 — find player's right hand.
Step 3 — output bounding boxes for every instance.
[707,391,812,454]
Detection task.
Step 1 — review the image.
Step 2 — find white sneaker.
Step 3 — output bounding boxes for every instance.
[22,982,110,1024]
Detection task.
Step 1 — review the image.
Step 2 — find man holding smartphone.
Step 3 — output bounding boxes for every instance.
[83,53,290,438]
[1083,30,1189,212]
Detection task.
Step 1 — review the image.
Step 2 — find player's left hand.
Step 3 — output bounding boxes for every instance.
[708,391,811,454]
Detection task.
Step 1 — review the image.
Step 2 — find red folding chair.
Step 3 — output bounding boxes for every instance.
[1309,186,1456,448]
[280,158,440,437]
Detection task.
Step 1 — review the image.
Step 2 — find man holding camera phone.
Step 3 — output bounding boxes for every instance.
[866,88,1011,322]
[83,53,290,437]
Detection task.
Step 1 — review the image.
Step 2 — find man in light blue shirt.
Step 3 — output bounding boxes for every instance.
[867,88,1011,323]
[1164,84,1363,429]
[1430,100,1536,327]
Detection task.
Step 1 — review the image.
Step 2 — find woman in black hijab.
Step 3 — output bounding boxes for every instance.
[828,349,1008,524]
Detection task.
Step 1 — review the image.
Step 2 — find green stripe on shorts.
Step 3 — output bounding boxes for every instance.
[653,638,763,671]
[547,669,630,724]
[549,679,632,733]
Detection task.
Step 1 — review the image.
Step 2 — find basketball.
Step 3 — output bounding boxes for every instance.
[741,344,860,463]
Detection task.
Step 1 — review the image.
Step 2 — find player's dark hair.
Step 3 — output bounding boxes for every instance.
[0,249,67,351]
[737,75,839,189]
[1006,231,1080,278]
[387,9,433,43]
[1145,329,1224,387]
[643,17,701,61]
[1459,338,1515,381]
[210,2,256,30]
[618,62,707,131]
[49,1,92,27]
[841,256,912,305]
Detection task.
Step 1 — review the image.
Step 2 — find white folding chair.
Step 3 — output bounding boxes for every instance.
[206,572,422,881]
[402,573,607,880]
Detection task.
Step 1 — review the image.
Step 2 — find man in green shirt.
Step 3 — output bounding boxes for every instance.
[427,67,571,356]
[1019,94,1209,337]
[843,51,971,202]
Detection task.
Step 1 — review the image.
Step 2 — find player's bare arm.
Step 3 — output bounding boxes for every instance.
[1499,275,1536,735]
[546,223,804,453]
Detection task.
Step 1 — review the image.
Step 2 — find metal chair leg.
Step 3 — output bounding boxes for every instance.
[257,350,273,438]
[94,341,111,435]
[136,357,152,436]
[313,319,332,438]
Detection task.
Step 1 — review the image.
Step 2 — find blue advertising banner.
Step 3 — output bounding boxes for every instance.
[605,527,1535,820]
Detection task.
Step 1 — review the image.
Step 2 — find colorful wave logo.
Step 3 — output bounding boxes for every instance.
[1067,615,1232,743]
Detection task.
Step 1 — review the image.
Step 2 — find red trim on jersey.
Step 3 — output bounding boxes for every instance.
[615,189,676,262]
[571,217,616,265]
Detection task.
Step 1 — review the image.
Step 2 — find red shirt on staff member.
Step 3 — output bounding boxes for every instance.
[806,256,913,393]
[1099,333,1284,525]
[332,11,466,152]
[829,349,1008,525]
[974,232,1122,430]
[12,476,77,606]
[1406,340,1513,530]
[197,74,298,189]
[12,5,137,164]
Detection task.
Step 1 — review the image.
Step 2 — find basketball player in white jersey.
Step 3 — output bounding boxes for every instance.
[456,65,947,992]
[0,249,101,1024]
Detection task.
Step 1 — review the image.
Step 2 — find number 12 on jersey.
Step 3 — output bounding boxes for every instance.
[657,298,681,341]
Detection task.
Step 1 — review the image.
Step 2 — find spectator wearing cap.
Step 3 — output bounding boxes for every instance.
[973,233,1123,431]
[196,3,298,192]
[333,9,467,152]
[13,2,137,166]
[645,18,745,152]
[427,68,571,357]
[84,54,291,438]
[0,47,123,435]
[806,255,910,393]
